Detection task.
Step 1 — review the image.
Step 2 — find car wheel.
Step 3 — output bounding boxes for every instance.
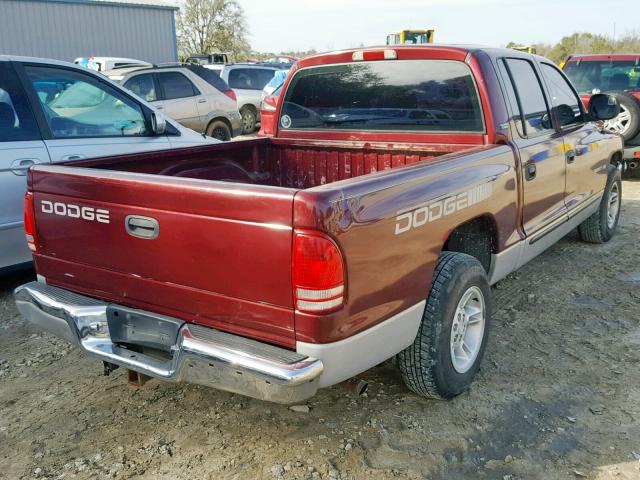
[578,166,622,243]
[398,251,491,399]
[604,92,640,142]
[240,107,257,134]
[206,120,231,141]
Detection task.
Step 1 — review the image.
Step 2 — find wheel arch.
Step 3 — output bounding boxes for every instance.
[206,116,233,135]
[442,214,498,274]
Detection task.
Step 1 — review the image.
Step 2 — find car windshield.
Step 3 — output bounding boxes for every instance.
[563,59,640,93]
[280,60,484,133]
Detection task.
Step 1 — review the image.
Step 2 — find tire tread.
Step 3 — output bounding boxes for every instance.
[398,251,465,399]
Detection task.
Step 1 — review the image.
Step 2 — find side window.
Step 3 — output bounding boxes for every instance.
[157,72,199,100]
[23,65,149,138]
[497,60,523,134]
[0,63,41,142]
[124,74,157,102]
[541,63,584,127]
[504,58,553,137]
[228,68,276,90]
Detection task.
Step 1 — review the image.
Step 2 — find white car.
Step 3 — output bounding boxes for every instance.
[74,56,151,72]
[205,63,283,134]
[0,55,218,271]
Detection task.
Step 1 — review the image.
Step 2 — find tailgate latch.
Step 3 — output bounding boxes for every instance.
[125,215,159,239]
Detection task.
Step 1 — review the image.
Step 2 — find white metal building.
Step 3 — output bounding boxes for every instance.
[0,0,179,64]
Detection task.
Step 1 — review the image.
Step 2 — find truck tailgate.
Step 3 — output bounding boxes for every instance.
[29,165,297,347]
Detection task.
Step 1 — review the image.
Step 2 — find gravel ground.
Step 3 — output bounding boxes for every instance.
[1,179,639,480]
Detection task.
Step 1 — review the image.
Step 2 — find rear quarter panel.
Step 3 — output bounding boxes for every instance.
[293,145,520,343]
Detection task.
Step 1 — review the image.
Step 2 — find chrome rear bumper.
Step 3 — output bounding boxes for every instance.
[14,281,323,404]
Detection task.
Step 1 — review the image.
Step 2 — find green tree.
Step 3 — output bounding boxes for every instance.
[177,0,250,61]
[508,31,639,64]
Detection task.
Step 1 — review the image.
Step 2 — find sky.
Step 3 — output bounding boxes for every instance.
[238,0,640,53]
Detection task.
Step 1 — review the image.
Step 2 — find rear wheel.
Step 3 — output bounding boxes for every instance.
[398,252,491,399]
[240,107,257,134]
[206,120,231,141]
[604,92,640,142]
[578,167,622,243]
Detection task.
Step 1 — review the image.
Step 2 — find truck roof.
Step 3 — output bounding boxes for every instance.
[295,44,544,69]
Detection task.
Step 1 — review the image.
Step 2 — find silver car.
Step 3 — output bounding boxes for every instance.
[0,55,220,272]
[207,64,282,134]
[115,64,242,140]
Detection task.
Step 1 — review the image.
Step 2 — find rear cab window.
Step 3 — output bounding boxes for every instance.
[279,60,484,133]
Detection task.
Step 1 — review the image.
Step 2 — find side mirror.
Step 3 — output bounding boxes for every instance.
[588,93,620,121]
[150,111,166,135]
[555,104,577,126]
[261,94,279,112]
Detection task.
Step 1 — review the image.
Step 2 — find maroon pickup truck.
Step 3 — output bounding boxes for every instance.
[15,46,624,404]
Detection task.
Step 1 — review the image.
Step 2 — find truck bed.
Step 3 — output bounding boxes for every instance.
[67,137,475,189]
[28,137,488,348]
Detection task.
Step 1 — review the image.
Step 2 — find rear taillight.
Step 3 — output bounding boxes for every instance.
[224,89,237,102]
[293,230,345,313]
[24,192,38,253]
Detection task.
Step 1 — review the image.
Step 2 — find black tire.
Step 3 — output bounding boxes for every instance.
[206,120,231,141]
[240,106,257,134]
[605,91,640,142]
[578,166,622,243]
[398,252,492,399]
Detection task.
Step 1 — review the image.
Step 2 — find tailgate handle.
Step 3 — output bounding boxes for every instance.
[125,215,159,239]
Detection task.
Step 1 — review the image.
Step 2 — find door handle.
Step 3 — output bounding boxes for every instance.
[197,98,207,104]
[565,150,576,164]
[156,106,164,110]
[60,154,85,161]
[10,158,38,176]
[524,162,537,181]
[125,215,159,239]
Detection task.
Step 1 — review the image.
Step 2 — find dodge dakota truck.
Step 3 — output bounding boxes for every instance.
[14,46,624,404]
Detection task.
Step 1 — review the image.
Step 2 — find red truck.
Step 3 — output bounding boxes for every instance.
[15,46,624,404]
[563,54,640,173]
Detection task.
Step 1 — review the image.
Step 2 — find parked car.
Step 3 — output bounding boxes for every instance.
[206,63,283,134]
[14,46,623,405]
[563,54,640,173]
[262,69,289,100]
[185,53,229,65]
[74,56,151,72]
[0,55,219,272]
[109,64,242,141]
[258,84,281,137]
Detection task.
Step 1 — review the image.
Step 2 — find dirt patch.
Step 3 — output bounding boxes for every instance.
[1,181,640,480]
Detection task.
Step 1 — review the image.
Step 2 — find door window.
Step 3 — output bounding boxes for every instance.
[24,65,149,138]
[541,63,584,127]
[157,72,199,100]
[228,68,277,90]
[124,74,157,102]
[504,58,553,137]
[0,63,40,142]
